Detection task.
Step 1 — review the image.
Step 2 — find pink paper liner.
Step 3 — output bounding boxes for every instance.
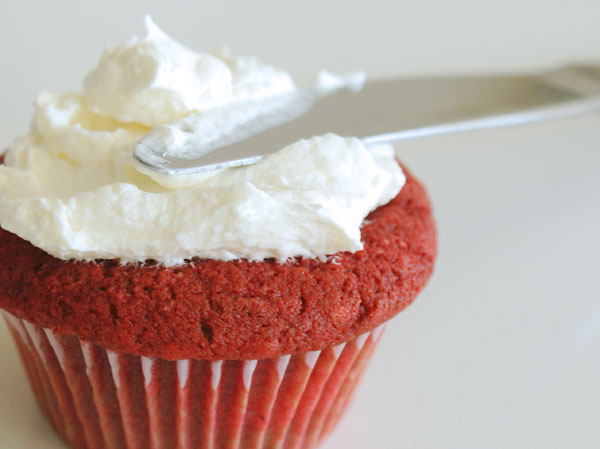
[2,311,385,449]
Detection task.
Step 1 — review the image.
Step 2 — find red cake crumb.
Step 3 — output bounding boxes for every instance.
[0,165,436,360]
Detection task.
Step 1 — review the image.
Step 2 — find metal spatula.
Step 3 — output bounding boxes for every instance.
[134,64,600,175]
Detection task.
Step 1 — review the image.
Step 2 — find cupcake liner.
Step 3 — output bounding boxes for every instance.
[2,311,385,449]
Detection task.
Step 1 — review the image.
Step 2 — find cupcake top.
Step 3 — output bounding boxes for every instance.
[0,166,435,360]
[0,18,437,360]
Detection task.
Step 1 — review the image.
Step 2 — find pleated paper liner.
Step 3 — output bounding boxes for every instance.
[2,311,385,449]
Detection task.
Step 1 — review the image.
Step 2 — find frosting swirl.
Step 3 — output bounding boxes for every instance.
[0,17,404,265]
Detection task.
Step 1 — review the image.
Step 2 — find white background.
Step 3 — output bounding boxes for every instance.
[1,1,599,448]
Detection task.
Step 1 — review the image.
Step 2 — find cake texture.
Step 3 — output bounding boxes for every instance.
[0,166,435,361]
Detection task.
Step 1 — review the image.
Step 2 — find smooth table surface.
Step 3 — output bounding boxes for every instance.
[1,115,599,449]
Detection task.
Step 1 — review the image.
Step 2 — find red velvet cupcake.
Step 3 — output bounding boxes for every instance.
[0,165,435,449]
[0,17,436,449]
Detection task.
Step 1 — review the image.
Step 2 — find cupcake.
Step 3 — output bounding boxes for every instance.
[0,17,436,449]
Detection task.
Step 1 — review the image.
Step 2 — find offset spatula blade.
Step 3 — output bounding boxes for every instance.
[134,65,600,175]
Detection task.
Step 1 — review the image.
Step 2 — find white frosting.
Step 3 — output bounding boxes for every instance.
[316,70,366,92]
[0,18,405,265]
[83,17,295,127]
